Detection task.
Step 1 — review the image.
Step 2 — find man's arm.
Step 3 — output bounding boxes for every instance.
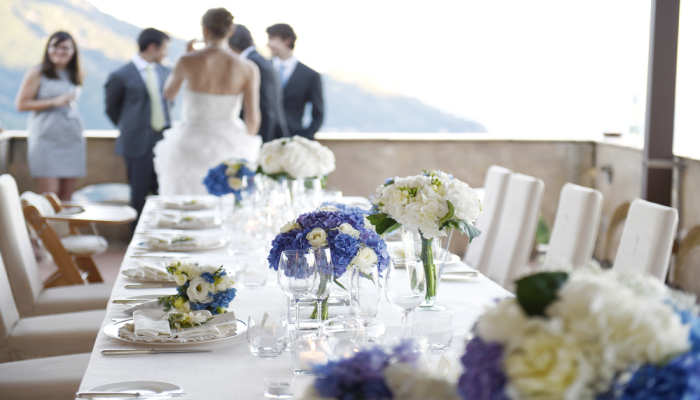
[104,72,125,126]
[303,72,324,138]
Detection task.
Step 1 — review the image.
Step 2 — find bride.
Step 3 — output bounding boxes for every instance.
[154,7,261,195]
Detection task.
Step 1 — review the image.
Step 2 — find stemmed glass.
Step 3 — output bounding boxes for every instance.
[306,246,333,328]
[278,250,316,332]
[384,258,426,337]
[348,264,381,346]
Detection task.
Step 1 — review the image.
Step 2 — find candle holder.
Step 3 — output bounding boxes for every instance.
[264,376,294,399]
[291,332,327,375]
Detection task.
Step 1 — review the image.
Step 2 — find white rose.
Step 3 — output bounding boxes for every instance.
[504,319,595,400]
[280,220,301,233]
[351,247,378,273]
[173,273,188,286]
[228,177,244,190]
[475,298,530,345]
[259,141,284,174]
[384,364,461,400]
[337,223,360,238]
[186,277,214,303]
[306,227,328,248]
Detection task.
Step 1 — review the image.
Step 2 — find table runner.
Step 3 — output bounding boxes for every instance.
[78,199,512,399]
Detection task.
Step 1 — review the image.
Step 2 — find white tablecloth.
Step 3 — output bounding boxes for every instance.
[78,199,511,399]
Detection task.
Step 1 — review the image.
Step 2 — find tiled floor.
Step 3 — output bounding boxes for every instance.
[37,246,127,284]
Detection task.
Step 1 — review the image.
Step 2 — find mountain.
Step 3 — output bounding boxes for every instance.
[0,0,486,133]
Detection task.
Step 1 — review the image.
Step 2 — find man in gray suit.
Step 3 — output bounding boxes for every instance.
[105,28,172,230]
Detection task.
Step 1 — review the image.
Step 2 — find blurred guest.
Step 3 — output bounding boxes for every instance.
[266,23,324,140]
[105,28,171,230]
[15,31,85,201]
[229,24,289,142]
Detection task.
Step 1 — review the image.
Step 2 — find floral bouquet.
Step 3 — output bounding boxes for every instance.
[304,340,460,400]
[369,170,482,305]
[459,267,700,400]
[202,158,256,202]
[258,135,335,180]
[158,261,237,316]
[268,204,389,319]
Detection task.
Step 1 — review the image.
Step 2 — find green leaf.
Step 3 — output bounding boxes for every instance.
[442,220,483,243]
[333,278,346,290]
[515,272,569,317]
[439,201,456,226]
[367,213,401,235]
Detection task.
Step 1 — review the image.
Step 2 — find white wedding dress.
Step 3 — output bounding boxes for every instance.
[154,89,262,195]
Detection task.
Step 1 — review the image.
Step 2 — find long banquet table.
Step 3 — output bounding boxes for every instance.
[78,198,512,399]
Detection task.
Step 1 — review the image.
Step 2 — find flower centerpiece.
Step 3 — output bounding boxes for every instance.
[304,340,460,400]
[258,135,336,180]
[158,261,237,315]
[202,158,256,204]
[369,170,482,306]
[268,204,389,320]
[459,267,700,400]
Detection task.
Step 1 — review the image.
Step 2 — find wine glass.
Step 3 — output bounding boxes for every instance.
[385,258,426,337]
[278,250,316,332]
[306,246,333,329]
[348,264,381,346]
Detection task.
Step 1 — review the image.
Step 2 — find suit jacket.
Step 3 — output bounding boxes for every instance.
[275,61,324,140]
[104,62,172,159]
[241,50,289,142]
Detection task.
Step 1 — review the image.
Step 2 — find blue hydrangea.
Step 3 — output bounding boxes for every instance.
[620,352,700,400]
[268,230,311,272]
[202,163,232,196]
[201,272,216,284]
[208,288,237,311]
[458,337,509,400]
[320,202,370,216]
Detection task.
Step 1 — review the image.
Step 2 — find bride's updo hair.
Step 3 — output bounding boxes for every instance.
[202,8,234,38]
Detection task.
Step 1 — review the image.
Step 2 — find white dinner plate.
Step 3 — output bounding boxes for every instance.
[85,381,182,398]
[133,237,227,252]
[442,272,481,282]
[152,195,218,211]
[103,318,248,345]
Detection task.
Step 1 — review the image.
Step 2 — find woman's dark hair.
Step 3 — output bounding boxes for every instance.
[202,8,234,39]
[137,28,169,52]
[228,24,254,51]
[266,24,296,50]
[40,31,81,85]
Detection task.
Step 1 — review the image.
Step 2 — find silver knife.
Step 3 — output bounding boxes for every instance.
[112,299,156,304]
[75,392,186,398]
[131,253,189,258]
[101,348,212,355]
[125,283,178,289]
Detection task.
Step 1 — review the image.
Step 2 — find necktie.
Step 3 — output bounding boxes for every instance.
[145,65,166,132]
[277,64,287,88]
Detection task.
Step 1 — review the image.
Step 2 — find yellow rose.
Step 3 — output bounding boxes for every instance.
[173,296,184,308]
[281,220,301,233]
[504,321,593,400]
[177,301,191,313]
[174,272,188,286]
[228,177,244,190]
[306,227,328,248]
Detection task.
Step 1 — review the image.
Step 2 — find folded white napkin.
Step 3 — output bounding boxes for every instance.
[133,309,171,337]
[140,234,200,250]
[124,299,162,315]
[122,261,172,281]
[156,213,215,228]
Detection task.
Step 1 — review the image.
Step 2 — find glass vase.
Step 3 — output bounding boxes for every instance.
[401,227,452,308]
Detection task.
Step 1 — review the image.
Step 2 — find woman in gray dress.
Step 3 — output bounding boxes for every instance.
[15,31,85,201]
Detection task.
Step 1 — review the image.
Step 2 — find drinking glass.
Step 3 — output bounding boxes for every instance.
[237,253,268,288]
[306,246,333,328]
[278,250,316,332]
[348,264,381,345]
[412,311,453,354]
[385,258,426,337]
[247,311,288,358]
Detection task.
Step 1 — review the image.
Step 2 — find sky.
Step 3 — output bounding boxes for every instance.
[86,0,699,155]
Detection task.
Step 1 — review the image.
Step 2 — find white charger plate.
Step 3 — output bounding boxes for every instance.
[133,237,227,252]
[85,381,182,398]
[103,318,248,345]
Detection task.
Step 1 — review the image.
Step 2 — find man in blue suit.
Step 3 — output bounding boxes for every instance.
[105,28,172,230]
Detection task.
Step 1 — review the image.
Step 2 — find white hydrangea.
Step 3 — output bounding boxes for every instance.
[371,171,481,239]
[259,136,336,179]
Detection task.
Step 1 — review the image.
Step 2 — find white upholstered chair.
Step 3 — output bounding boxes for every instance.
[545,183,603,268]
[0,249,104,362]
[464,165,513,271]
[612,199,678,280]
[483,173,545,290]
[0,174,111,317]
[0,353,90,399]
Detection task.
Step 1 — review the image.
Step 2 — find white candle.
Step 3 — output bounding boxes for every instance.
[298,341,327,370]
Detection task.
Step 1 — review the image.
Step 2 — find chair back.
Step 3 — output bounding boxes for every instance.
[613,199,678,280]
[20,192,70,237]
[465,165,513,271]
[0,250,21,343]
[484,173,544,289]
[0,175,42,316]
[545,183,603,268]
